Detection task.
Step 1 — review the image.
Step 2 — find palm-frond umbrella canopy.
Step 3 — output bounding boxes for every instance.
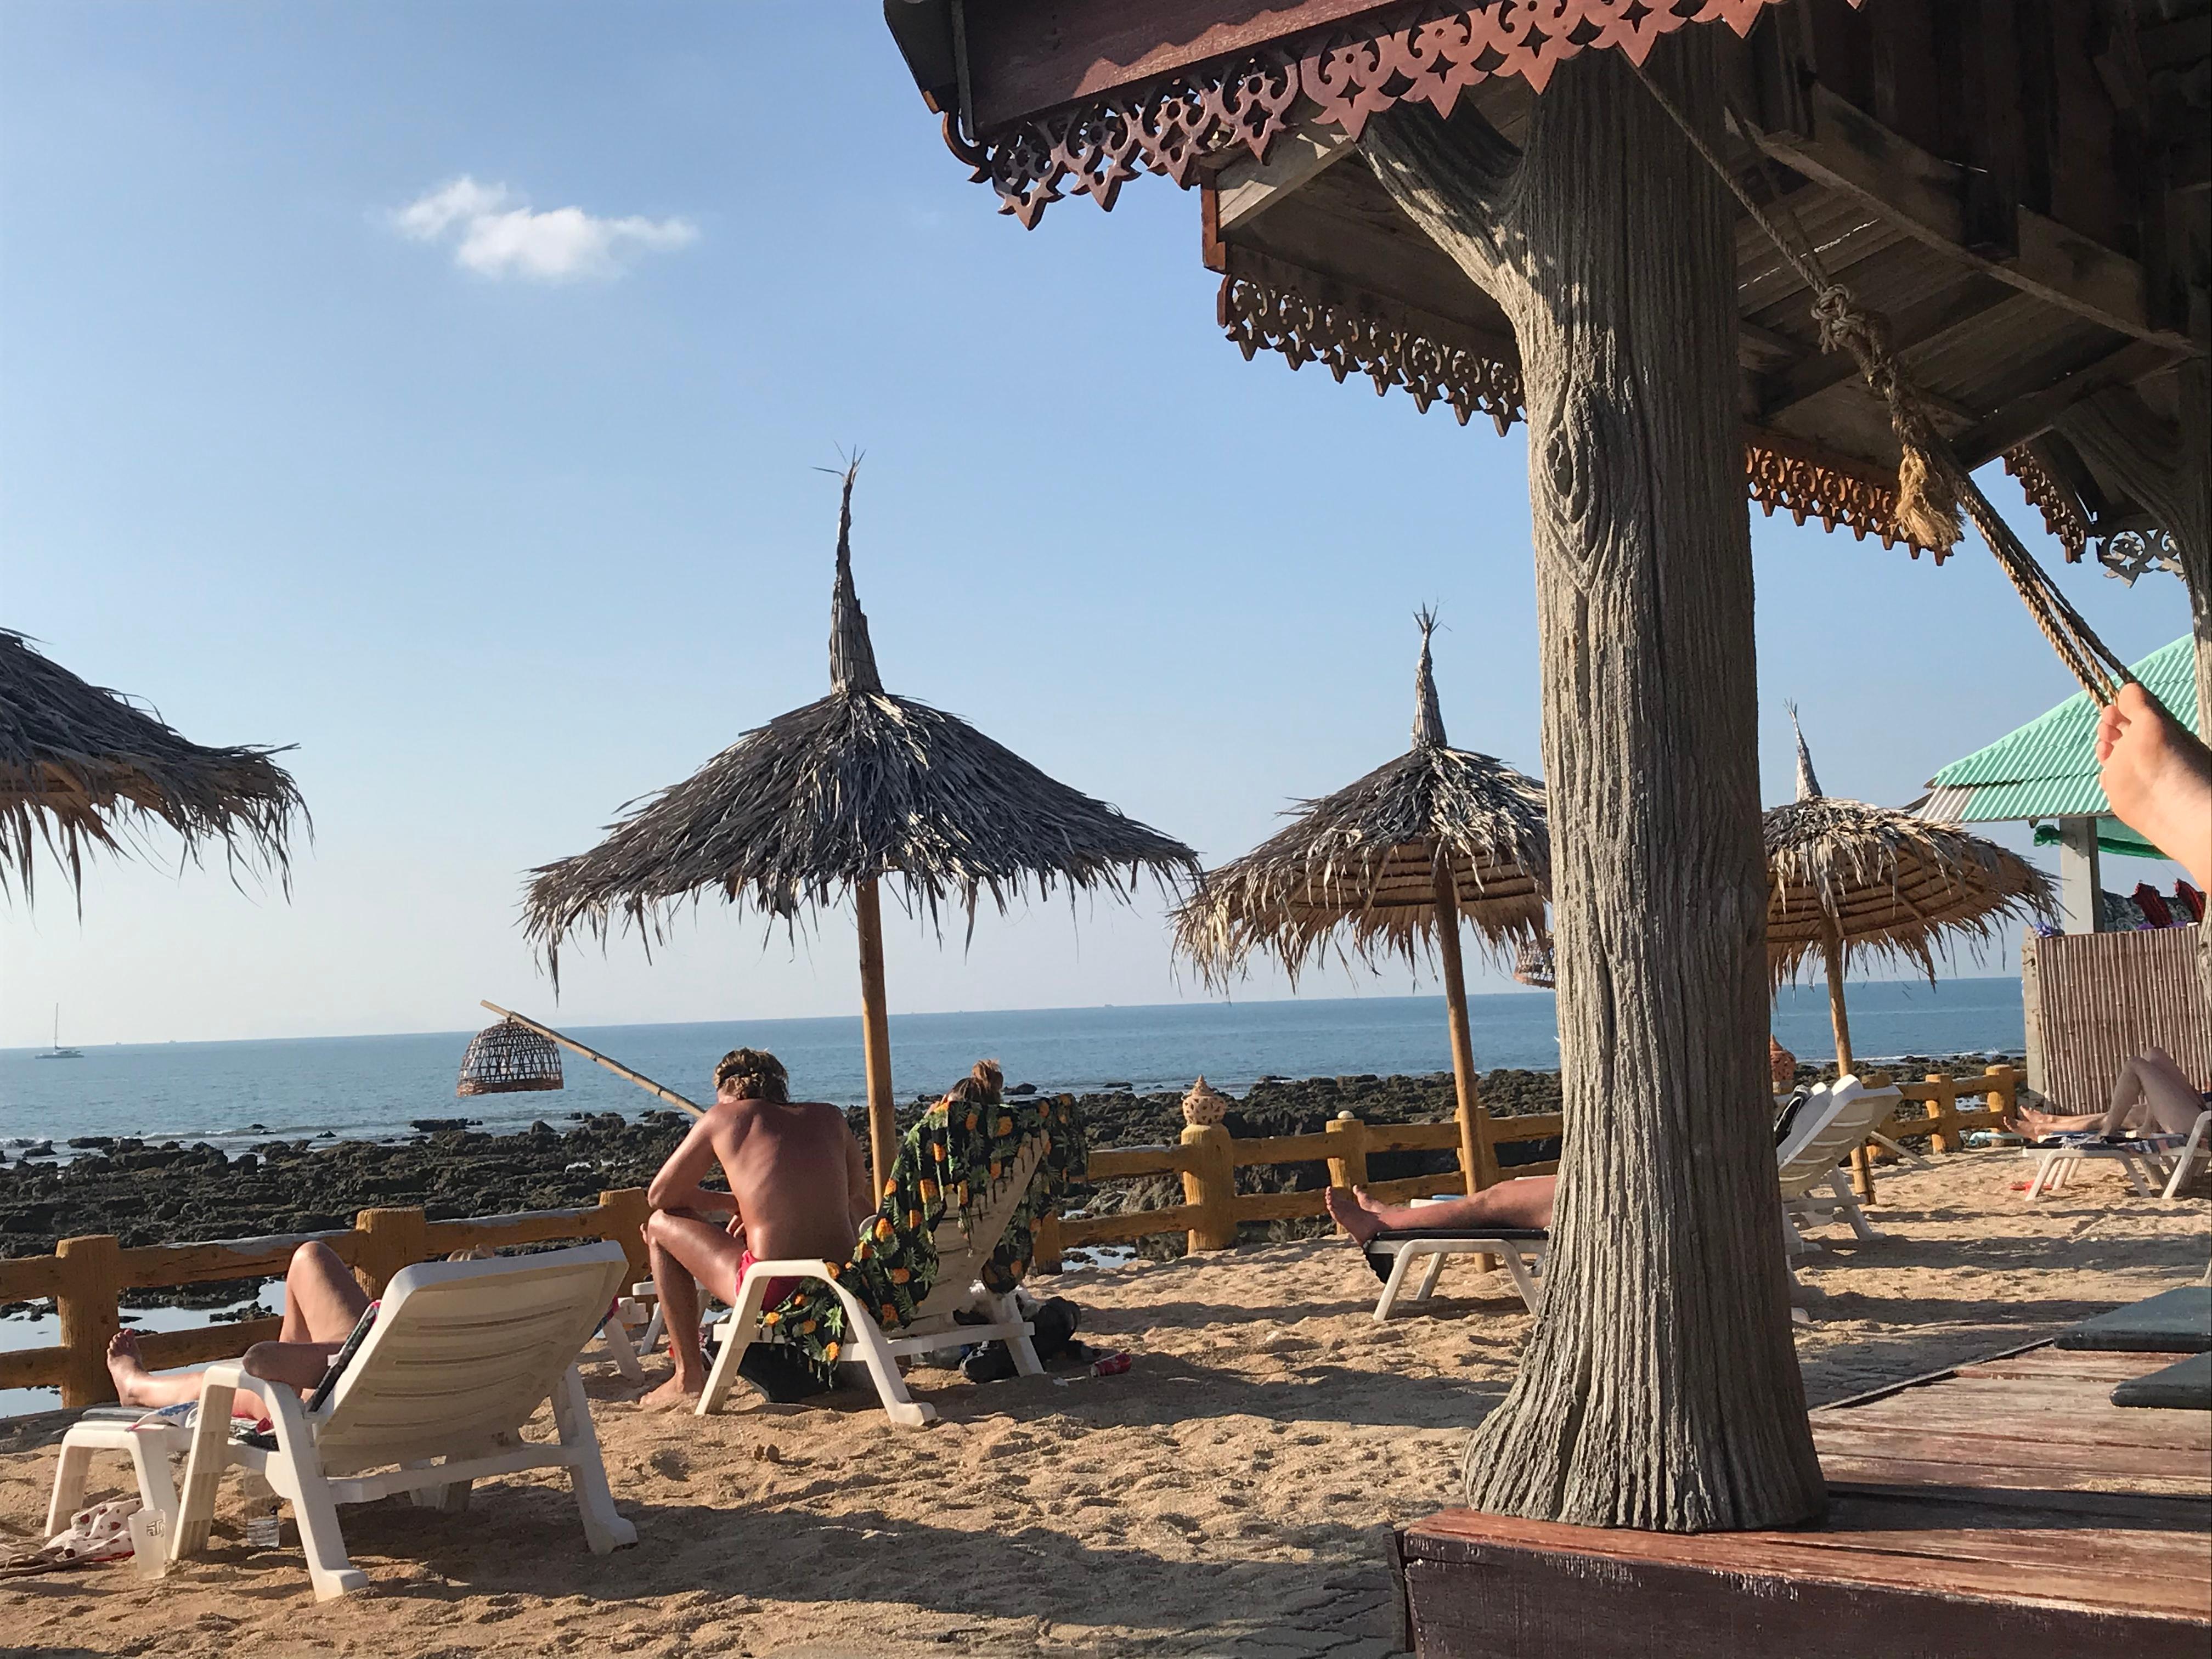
[0,629,304,906]
[1173,611,1548,1191]
[1765,707,2056,1086]
[523,466,1199,1188]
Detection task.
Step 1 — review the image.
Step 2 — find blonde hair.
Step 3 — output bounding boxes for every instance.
[941,1058,1003,1109]
[714,1048,789,1102]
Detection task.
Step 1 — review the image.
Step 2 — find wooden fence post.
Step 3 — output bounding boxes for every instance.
[1925,1073,1962,1152]
[57,1234,122,1408]
[351,1207,429,1297]
[596,1188,651,1283]
[1034,1210,1063,1275]
[1984,1063,2017,1123]
[1324,1113,1369,1206]
[1179,1124,1237,1252]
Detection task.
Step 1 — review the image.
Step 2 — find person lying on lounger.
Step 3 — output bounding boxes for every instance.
[2009,1046,2210,1142]
[635,1047,874,1409]
[1321,1174,1556,1244]
[104,1239,372,1423]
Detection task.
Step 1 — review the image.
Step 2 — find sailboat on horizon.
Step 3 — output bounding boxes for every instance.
[36,1005,82,1060]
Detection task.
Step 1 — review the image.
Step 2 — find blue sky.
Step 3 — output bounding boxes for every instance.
[1,2,2193,1047]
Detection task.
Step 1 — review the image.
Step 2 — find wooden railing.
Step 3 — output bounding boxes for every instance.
[1038,1066,2022,1267]
[1037,1109,1562,1269]
[1,1189,651,1408]
[1,1068,2019,1410]
[1874,1065,2019,1151]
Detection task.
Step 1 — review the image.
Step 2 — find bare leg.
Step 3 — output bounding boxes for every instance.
[636,1211,746,1408]
[2010,1103,2106,1138]
[2111,1048,2208,1136]
[1323,1177,1556,1244]
[105,1240,369,1418]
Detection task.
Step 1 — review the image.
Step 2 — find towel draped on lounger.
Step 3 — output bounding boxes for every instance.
[758,1092,1088,1381]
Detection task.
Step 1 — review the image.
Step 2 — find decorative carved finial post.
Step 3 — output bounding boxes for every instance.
[1412,606,1448,749]
[829,461,883,697]
[1181,1076,1229,1127]
[1788,703,1822,803]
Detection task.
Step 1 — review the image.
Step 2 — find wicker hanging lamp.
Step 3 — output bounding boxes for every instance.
[456,1017,565,1097]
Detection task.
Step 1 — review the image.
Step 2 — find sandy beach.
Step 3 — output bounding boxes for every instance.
[3,1150,2203,1658]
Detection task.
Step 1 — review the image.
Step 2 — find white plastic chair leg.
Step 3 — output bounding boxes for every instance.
[1828,1172,1888,1243]
[1413,1252,1448,1302]
[1496,1250,1543,1313]
[44,1439,95,1541]
[996,1294,1045,1377]
[596,1319,646,1383]
[128,1431,182,1533]
[1373,1247,1419,1321]
[259,1381,367,1601]
[170,1363,242,1564]
[2163,1113,2211,1200]
[551,1368,635,1554]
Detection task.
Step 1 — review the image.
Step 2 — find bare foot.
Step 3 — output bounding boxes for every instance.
[2097,682,2212,889]
[634,1373,701,1411]
[106,1330,153,1406]
[1322,1185,1385,1244]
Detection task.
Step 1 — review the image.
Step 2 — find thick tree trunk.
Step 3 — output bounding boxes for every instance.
[1364,35,1825,1531]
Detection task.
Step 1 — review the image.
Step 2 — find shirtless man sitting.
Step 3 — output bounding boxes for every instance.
[1321,1175,1556,1244]
[635,1047,873,1408]
[104,1238,371,1422]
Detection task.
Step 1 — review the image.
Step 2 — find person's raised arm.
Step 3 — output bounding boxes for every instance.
[646,1105,740,1216]
[2097,682,2212,890]
[844,1122,876,1236]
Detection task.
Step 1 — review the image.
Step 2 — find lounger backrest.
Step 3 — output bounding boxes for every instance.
[1777,1078,1903,1195]
[906,1132,1047,1325]
[313,1240,627,1466]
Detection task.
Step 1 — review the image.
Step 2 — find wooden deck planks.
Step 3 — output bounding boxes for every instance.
[1400,1342,2210,1657]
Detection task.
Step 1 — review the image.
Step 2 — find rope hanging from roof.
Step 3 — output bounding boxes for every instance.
[1626,61,2136,706]
[456,1016,565,1097]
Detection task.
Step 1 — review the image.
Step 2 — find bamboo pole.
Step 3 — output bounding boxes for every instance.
[1819,930,1875,1202]
[1433,849,1489,1197]
[854,875,897,1198]
[478,1001,704,1118]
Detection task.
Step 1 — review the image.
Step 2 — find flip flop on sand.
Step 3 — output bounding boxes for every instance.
[0,1497,142,1577]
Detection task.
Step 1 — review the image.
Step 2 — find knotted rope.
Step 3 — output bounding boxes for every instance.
[1628,60,2135,704]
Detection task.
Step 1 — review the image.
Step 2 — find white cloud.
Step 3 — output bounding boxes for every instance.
[391,176,697,283]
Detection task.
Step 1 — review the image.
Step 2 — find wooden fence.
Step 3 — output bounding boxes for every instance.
[2023,926,2211,1115]
[1,1069,2019,1411]
[1038,1068,2022,1266]
[1,1189,651,1409]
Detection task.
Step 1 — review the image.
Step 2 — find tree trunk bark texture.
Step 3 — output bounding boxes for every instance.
[1364,35,1825,1531]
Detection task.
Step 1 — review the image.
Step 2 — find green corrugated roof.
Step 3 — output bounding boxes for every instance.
[1925,637,2199,823]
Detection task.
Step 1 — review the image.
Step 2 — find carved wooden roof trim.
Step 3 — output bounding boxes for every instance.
[945,0,1836,228]
[1216,257,2028,562]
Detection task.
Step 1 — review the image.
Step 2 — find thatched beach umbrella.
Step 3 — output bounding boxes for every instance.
[0,629,304,905]
[523,467,1199,1189]
[1766,708,2056,1087]
[1175,612,1548,1191]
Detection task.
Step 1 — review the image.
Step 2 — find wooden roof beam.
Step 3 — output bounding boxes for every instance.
[1755,273,2022,420]
[1210,121,1353,236]
[1953,338,2187,469]
[1750,84,2194,350]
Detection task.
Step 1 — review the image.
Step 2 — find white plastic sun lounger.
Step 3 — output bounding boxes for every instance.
[165,1241,635,1600]
[2022,1108,2212,1201]
[1777,1077,1901,1254]
[696,1133,1049,1427]
[1365,1227,1550,1319]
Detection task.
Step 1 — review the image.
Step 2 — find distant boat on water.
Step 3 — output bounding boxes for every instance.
[36,1005,82,1060]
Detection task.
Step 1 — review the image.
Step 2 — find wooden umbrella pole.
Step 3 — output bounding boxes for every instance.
[854,876,898,1198]
[1818,932,1875,1202]
[1432,850,1492,1197]
[477,1001,704,1118]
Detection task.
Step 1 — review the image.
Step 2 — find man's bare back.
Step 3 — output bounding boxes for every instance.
[636,1047,873,1408]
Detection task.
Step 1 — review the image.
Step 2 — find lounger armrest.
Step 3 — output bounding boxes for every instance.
[195,1361,249,1400]
[738,1259,842,1278]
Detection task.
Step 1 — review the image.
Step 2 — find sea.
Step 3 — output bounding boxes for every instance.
[0,980,2024,1415]
[2,980,2027,1155]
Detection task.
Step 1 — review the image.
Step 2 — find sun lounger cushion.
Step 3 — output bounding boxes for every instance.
[2055,1286,2211,1353]
[2111,1351,2212,1410]
[758,1093,1087,1380]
